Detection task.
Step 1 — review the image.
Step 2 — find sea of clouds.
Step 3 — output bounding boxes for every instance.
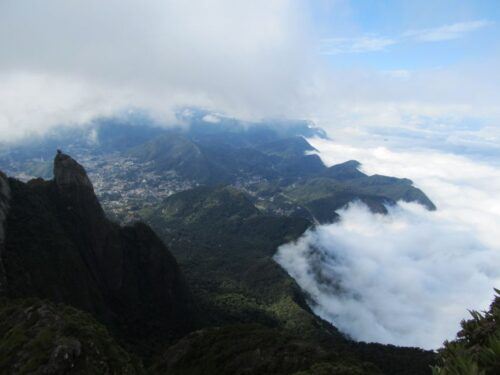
[275,138,500,349]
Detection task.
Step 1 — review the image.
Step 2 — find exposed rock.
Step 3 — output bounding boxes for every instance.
[54,150,93,189]
[2,152,194,351]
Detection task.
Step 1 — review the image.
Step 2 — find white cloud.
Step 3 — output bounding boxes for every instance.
[0,0,314,141]
[202,114,221,123]
[0,0,498,153]
[302,62,500,162]
[275,139,500,349]
[319,36,396,54]
[404,20,493,42]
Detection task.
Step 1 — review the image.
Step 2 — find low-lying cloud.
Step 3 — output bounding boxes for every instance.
[275,139,500,349]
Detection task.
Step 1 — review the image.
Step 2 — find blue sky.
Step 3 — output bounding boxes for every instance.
[311,0,500,70]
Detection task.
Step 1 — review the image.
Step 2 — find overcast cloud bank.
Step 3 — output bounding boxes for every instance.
[1,1,499,146]
[275,139,500,349]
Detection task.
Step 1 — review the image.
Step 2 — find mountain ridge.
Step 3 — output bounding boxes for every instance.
[1,153,194,354]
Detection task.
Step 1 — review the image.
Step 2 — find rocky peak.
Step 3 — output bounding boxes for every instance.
[53,150,93,189]
[325,160,366,180]
[2,154,194,344]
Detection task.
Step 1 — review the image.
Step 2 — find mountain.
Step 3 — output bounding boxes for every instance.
[128,127,434,224]
[141,186,317,332]
[141,185,436,375]
[280,169,436,223]
[130,134,214,182]
[1,113,435,226]
[323,160,366,180]
[0,119,443,373]
[0,152,193,356]
[130,132,326,184]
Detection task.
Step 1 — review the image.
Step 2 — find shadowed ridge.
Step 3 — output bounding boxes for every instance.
[2,151,194,356]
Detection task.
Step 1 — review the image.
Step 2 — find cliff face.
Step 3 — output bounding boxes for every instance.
[0,171,10,292]
[1,152,193,344]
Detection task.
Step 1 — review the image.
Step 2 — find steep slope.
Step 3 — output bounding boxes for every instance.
[142,186,436,375]
[141,186,318,334]
[1,152,193,352]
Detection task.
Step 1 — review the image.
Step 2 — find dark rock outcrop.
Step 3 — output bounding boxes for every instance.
[1,152,193,347]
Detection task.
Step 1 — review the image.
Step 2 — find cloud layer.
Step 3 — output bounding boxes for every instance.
[275,139,500,349]
[1,2,499,147]
[0,0,313,140]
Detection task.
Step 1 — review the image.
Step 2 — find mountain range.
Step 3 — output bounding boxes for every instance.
[0,114,490,374]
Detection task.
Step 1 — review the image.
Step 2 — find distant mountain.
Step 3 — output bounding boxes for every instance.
[0,152,193,357]
[127,123,435,224]
[130,134,214,182]
[129,132,326,184]
[324,160,366,180]
[1,111,435,223]
[281,163,436,223]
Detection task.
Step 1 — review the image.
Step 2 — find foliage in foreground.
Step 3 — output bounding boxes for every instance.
[432,289,500,375]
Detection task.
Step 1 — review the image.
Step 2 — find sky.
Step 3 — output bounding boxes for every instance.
[1,0,499,150]
[1,0,500,349]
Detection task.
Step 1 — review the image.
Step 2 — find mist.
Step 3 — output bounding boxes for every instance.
[275,139,500,349]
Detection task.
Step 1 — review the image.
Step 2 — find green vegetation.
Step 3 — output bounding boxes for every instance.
[141,185,437,374]
[0,298,143,374]
[152,324,379,375]
[141,186,325,337]
[0,146,441,374]
[432,290,500,375]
